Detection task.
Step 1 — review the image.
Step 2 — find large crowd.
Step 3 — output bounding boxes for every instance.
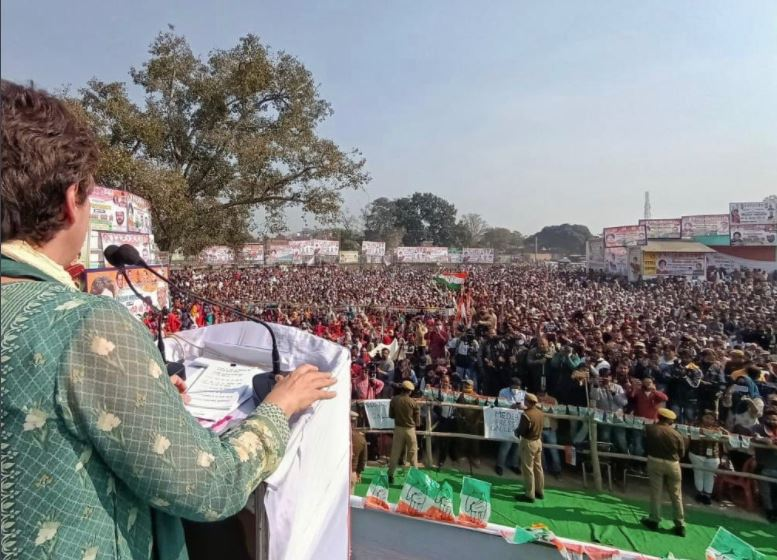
[160,264,777,521]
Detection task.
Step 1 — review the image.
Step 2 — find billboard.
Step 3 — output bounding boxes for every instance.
[289,239,340,264]
[603,225,647,248]
[681,215,729,239]
[586,238,605,271]
[604,247,628,275]
[200,246,235,264]
[643,252,706,278]
[98,231,156,268]
[339,251,359,264]
[462,248,495,263]
[705,252,777,278]
[361,241,386,256]
[89,186,128,232]
[730,224,777,246]
[267,240,294,265]
[85,266,170,317]
[395,246,449,263]
[729,202,777,226]
[126,193,153,234]
[239,244,265,263]
[447,248,463,264]
[638,219,682,240]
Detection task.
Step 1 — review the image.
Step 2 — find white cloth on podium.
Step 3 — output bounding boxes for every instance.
[165,322,350,560]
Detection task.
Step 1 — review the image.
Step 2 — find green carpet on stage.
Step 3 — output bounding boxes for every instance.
[353,467,777,559]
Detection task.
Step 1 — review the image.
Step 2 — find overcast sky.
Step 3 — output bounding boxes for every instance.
[3,0,776,235]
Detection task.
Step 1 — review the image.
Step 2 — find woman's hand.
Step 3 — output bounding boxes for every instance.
[265,364,337,418]
[170,375,191,405]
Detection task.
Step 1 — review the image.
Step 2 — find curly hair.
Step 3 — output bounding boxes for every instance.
[1,80,99,243]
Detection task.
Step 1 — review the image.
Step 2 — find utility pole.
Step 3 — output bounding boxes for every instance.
[534,236,538,263]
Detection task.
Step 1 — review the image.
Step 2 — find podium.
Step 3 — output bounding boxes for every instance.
[165,322,351,560]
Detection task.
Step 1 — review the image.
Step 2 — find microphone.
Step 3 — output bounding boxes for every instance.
[103,244,282,379]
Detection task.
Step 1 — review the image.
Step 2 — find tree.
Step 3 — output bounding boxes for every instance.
[458,213,489,246]
[71,28,368,254]
[481,227,524,252]
[524,224,593,254]
[362,192,461,246]
[363,197,399,241]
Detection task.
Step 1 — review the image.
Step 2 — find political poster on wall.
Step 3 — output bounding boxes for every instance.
[482,407,521,442]
[98,232,155,267]
[604,247,629,276]
[395,246,450,263]
[289,239,340,264]
[339,251,359,264]
[729,202,777,225]
[239,243,265,263]
[705,252,777,279]
[89,186,128,232]
[638,219,682,239]
[127,193,153,234]
[362,400,394,430]
[680,215,730,239]
[627,248,643,282]
[361,241,386,256]
[267,240,294,265]
[643,252,706,278]
[603,225,647,248]
[462,248,495,263]
[586,238,605,271]
[730,224,777,246]
[200,246,235,264]
[85,266,170,318]
[447,248,463,263]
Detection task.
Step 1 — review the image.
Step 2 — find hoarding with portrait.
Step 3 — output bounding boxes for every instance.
[200,246,236,264]
[266,240,294,265]
[604,247,628,276]
[85,266,170,318]
[462,248,495,263]
[680,215,729,239]
[603,225,647,248]
[239,244,265,263]
[642,252,706,279]
[638,219,682,239]
[730,224,777,246]
[395,246,450,263]
[729,202,777,226]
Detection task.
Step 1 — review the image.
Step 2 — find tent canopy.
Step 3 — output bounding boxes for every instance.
[639,240,715,253]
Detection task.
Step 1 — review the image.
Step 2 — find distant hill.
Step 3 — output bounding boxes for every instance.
[524,224,594,255]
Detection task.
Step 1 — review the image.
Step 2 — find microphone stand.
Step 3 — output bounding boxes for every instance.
[118,267,167,361]
[138,264,282,377]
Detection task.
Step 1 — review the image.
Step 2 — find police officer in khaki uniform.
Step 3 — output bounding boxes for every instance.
[515,393,545,502]
[351,411,367,493]
[641,408,686,537]
[388,380,420,484]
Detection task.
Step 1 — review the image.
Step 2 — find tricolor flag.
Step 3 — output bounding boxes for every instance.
[706,527,764,560]
[434,272,467,291]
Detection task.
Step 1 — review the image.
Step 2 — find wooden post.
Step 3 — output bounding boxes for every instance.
[588,415,603,491]
[424,404,434,468]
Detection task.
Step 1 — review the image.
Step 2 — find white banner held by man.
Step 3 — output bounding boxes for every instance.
[363,399,395,429]
[483,407,522,442]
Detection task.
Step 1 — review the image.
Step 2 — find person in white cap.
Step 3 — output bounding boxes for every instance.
[388,380,420,484]
[641,407,686,536]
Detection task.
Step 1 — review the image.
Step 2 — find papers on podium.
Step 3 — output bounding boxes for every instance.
[184,357,265,421]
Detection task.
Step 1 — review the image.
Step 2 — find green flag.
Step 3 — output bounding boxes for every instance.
[706,527,764,560]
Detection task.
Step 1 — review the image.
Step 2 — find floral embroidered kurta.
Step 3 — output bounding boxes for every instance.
[0,258,290,560]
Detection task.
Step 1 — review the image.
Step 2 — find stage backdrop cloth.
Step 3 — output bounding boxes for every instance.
[165,322,351,560]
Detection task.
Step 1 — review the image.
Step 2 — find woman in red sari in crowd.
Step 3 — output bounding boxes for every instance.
[166,309,182,333]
